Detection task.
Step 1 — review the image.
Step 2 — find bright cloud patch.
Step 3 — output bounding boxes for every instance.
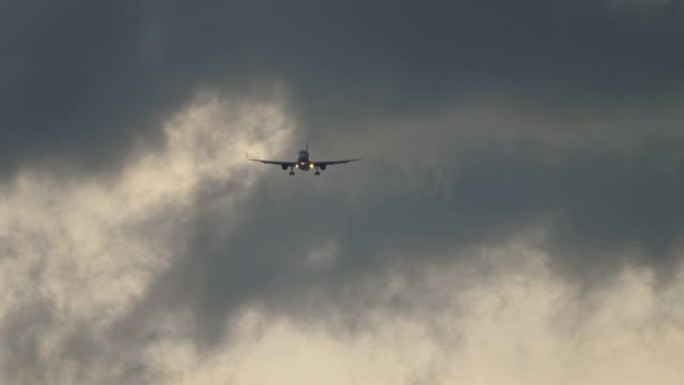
[0,94,292,384]
[140,247,684,385]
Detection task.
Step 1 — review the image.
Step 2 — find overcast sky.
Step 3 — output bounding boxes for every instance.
[1,1,684,384]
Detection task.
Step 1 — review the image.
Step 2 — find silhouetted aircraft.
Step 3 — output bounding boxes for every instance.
[248,144,361,175]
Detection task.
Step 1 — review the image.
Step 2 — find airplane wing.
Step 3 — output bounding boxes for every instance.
[247,157,296,167]
[314,158,362,167]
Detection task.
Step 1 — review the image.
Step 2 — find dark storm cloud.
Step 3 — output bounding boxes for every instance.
[2,0,684,175]
[145,0,684,132]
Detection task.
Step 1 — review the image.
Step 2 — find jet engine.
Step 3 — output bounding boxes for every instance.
[281,164,288,170]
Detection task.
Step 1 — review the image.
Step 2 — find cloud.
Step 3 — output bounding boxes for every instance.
[0,94,290,383]
[141,242,684,385]
[1,90,684,383]
[2,1,684,383]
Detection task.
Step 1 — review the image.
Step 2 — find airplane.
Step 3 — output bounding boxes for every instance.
[247,144,361,176]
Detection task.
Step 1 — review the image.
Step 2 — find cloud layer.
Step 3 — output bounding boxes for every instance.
[1,94,683,383]
[2,0,683,173]
[2,1,684,383]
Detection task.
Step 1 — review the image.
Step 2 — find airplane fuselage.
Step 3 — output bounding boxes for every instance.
[296,150,313,171]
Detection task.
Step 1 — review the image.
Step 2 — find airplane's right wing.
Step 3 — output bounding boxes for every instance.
[247,157,296,168]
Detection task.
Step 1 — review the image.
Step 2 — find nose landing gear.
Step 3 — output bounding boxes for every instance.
[289,166,295,176]
[314,167,321,176]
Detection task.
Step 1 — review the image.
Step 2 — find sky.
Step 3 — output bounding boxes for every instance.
[1,0,684,384]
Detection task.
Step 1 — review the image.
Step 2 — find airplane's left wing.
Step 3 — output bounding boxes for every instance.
[314,158,362,167]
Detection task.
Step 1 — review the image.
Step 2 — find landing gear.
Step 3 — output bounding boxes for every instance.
[289,166,295,176]
[314,167,321,176]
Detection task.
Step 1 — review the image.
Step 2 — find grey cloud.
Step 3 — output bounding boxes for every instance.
[0,299,54,385]
[2,0,684,175]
